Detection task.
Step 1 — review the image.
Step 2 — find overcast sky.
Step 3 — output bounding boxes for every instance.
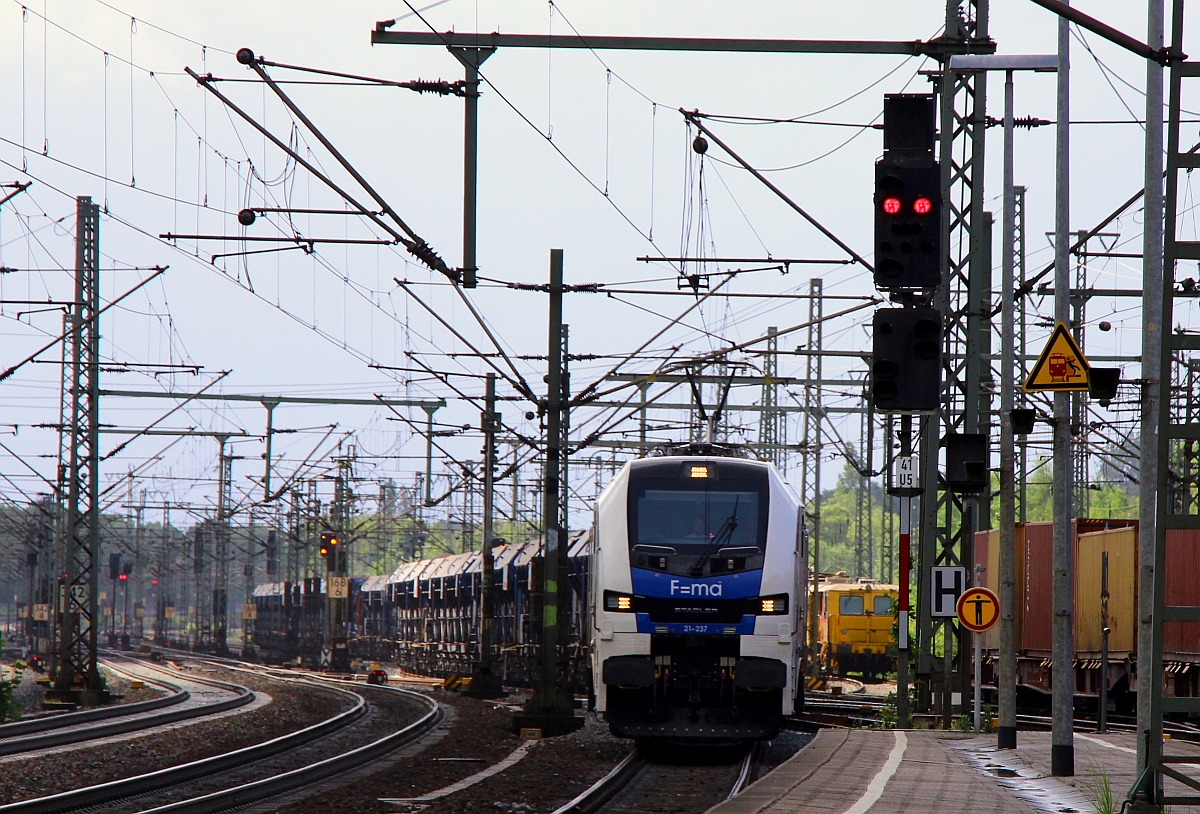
[0,2,1185,527]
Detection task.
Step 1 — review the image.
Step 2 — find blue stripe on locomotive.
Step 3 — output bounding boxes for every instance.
[630,566,762,634]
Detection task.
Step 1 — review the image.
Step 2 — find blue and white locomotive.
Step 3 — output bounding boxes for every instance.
[590,444,806,742]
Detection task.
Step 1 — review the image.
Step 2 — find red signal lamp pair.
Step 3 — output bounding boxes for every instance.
[882,197,933,216]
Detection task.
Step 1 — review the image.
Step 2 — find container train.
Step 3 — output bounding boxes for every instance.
[973,520,1200,710]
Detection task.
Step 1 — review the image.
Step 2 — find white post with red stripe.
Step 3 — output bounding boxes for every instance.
[893,439,919,730]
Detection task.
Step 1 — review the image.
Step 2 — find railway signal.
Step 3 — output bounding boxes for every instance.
[874,93,941,290]
[870,306,943,412]
[874,162,942,289]
[319,532,343,571]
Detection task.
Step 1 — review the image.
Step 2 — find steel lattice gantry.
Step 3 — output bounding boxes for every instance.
[53,197,104,701]
[759,327,785,470]
[915,0,993,717]
[802,278,823,665]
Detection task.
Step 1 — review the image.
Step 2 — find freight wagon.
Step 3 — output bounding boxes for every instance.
[973,520,1200,710]
[252,532,591,686]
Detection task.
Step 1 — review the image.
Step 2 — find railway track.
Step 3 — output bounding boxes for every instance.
[0,657,254,758]
[1014,711,1200,743]
[551,744,758,814]
[801,692,1200,742]
[792,692,888,729]
[0,659,442,814]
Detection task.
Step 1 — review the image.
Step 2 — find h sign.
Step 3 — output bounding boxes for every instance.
[930,566,967,617]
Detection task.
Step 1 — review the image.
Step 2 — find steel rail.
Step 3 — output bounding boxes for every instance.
[548,750,645,814]
[0,663,253,757]
[0,664,185,740]
[133,685,442,814]
[0,674,364,814]
[728,746,760,799]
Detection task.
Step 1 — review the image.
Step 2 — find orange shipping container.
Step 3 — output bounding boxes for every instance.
[1074,526,1136,656]
[976,519,1135,657]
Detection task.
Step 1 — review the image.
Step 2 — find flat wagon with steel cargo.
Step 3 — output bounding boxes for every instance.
[253,532,591,685]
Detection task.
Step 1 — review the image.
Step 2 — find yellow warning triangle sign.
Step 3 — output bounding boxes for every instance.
[1024,322,1091,392]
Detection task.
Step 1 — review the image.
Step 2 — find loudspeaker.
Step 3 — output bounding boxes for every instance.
[1088,367,1120,404]
[1010,408,1036,435]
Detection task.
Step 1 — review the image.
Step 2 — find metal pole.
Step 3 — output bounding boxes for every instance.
[516,249,580,734]
[638,383,649,445]
[974,631,982,732]
[897,414,913,729]
[158,504,169,644]
[1136,0,1165,792]
[544,249,563,692]
[214,437,230,655]
[1017,185,1030,525]
[463,54,479,289]
[241,513,254,658]
[468,373,503,697]
[1051,9,1075,777]
[262,402,277,501]
[110,566,118,639]
[54,197,103,701]
[453,47,492,288]
[1100,550,1109,733]
[122,572,129,639]
[133,499,144,641]
[424,406,436,506]
[998,68,1019,751]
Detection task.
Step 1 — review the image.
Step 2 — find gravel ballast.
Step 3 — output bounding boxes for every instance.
[0,664,352,804]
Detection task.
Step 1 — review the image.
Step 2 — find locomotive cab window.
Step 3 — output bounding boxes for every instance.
[839,595,865,616]
[873,595,893,615]
[632,489,762,553]
[626,460,769,577]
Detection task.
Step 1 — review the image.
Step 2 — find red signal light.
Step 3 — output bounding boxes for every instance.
[151,579,158,585]
[913,197,933,215]
[118,573,128,581]
[882,197,902,215]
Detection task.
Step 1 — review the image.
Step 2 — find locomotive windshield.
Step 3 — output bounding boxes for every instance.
[632,488,762,554]
[626,459,770,568]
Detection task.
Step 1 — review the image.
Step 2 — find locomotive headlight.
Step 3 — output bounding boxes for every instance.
[688,464,710,479]
[755,594,789,615]
[604,591,635,612]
